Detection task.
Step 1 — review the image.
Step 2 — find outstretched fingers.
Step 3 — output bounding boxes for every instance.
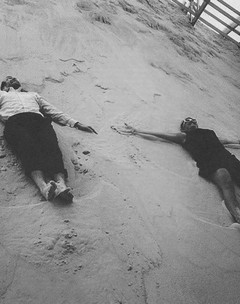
[111,123,136,135]
[124,123,136,134]
[87,126,98,134]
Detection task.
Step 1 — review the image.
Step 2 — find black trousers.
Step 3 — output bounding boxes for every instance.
[4,112,66,177]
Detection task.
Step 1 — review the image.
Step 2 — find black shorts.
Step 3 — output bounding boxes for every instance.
[4,112,67,177]
[198,153,240,186]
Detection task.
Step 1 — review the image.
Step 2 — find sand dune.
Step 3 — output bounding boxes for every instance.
[0,0,240,303]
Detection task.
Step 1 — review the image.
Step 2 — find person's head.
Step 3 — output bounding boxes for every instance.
[1,76,21,91]
[180,117,198,133]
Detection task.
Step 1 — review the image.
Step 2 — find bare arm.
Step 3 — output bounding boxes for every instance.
[134,129,186,144]
[120,124,186,145]
[36,94,97,133]
[219,138,240,149]
[36,94,78,127]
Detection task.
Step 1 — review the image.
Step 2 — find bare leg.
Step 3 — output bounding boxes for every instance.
[31,170,57,201]
[53,173,68,188]
[53,173,73,202]
[211,168,240,223]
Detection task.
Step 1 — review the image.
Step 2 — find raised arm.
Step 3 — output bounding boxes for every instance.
[118,124,186,145]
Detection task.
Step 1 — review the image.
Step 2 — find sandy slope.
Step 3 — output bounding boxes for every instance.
[0,0,240,303]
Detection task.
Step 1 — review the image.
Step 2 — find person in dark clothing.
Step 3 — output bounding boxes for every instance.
[114,118,240,223]
[0,76,97,202]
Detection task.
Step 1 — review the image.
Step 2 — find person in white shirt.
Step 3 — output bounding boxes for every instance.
[0,76,97,202]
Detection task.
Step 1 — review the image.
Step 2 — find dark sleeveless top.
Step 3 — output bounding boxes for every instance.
[182,128,232,177]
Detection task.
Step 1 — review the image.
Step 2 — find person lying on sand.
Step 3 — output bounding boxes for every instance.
[112,118,240,223]
[0,76,97,202]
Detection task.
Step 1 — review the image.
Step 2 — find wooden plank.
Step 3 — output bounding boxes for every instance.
[192,0,210,26]
[208,2,240,26]
[171,0,197,15]
[199,17,240,46]
[171,0,188,10]
[171,0,240,44]
[225,22,240,35]
[215,0,240,17]
[171,0,182,6]
[204,9,240,36]
[171,0,198,17]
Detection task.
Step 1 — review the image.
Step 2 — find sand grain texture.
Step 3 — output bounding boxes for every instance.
[0,0,240,303]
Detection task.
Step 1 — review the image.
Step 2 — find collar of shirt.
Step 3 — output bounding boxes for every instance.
[9,87,22,92]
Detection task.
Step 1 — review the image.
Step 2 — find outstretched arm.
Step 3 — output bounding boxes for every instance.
[118,124,186,145]
[220,138,240,149]
[36,94,97,133]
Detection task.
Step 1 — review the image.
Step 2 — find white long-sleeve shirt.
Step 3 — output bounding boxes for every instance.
[0,87,78,127]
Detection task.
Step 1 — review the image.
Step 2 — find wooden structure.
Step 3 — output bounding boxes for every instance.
[171,0,240,46]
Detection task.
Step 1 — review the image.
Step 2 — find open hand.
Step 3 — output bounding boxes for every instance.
[85,126,98,134]
[123,123,137,134]
[111,123,137,135]
[75,122,98,134]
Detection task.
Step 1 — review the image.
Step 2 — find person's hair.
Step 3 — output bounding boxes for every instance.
[1,78,27,92]
[180,117,197,131]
